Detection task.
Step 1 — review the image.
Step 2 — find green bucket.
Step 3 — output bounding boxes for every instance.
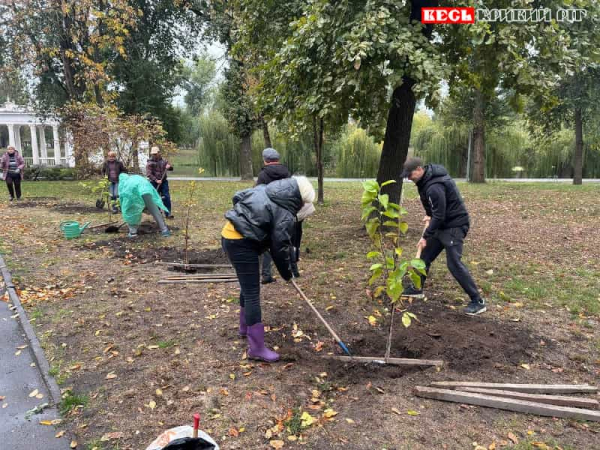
[59,220,91,239]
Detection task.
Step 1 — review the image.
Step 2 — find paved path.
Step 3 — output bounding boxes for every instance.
[1,258,69,449]
[170,176,600,183]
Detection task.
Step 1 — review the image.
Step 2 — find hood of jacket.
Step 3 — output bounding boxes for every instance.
[259,164,290,182]
[265,178,303,215]
[416,164,449,188]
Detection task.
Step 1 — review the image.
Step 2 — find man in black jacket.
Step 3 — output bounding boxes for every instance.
[256,148,291,284]
[401,157,486,315]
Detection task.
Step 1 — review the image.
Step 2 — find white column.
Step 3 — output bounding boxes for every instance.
[15,125,23,153]
[29,124,39,165]
[65,131,75,167]
[53,126,61,165]
[38,125,48,160]
[8,124,16,148]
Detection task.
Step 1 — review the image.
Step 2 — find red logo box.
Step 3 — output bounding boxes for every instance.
[421,7,475,24]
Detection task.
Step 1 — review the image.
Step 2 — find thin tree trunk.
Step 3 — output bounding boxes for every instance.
[573,107,583,185]
[313,116,325,204]
[239,133,253,180]
[471,89,486,183]
[132,145,139,172]
[262,119,272,148]
[376,79,415,203]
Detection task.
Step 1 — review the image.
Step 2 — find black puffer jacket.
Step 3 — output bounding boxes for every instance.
[225,178,302,280]
[416,164,469,239]
[256,164,290,185]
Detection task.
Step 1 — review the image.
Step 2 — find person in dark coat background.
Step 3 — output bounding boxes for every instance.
[401,157,486,316]
[255,148,291,284]
[221,176,316,362]
[1,146,25,201]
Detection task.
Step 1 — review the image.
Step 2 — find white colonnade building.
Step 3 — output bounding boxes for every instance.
[0,100,74,167]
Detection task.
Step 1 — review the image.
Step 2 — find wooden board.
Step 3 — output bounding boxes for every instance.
[459,387,599,409]
[415,386,600,422]
[155,262,232,268]
[430,382,598,394]
[323,355,443,367]
[157,279,238,284]
[164,274,236,280]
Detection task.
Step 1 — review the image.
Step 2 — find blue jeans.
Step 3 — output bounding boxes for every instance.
[222,237,263,326]
[109,181,118,200]
[151,179,171,215]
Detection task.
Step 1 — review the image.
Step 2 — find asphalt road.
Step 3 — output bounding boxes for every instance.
[0,288,68,449]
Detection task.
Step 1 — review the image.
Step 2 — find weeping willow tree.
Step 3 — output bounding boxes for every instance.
[198,109,332,177]
[526,128,600,178]
[250,130,317,176]
[485,122,531,178]
[197,110,239,176]
[413,116,600,178]
[412,118,470,177]
[335,125,381,178]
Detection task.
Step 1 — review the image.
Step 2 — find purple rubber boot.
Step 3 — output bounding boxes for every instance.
[247,323,279,362]
[239,307,247,337]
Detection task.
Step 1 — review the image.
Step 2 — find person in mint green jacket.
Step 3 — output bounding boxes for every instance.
[117,173,170,238]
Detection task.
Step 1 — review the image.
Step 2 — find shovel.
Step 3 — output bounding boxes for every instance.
[291,279,352,356]
[105,222,126,233]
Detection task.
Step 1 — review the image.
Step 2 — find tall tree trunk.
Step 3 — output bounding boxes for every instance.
[376,79,415,203]
[313,116,325,204]
[573,107,583,185]
[471,89,486,183]
[374,0,437,203]
[239,133,253,180]
[262,119,272,148]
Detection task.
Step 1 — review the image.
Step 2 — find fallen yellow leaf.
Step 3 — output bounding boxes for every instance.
[407,410,420,416]
[300,411,316,427]
[147,400,156,410]
[367,315,377,326]
[520,363,531,370]
[323,408,338,419]
[70,440,77,448]
[55,431,65,438]
[155,389,163,397]
[29,389,39,398]
[270,440,284,449]
[40,420,53,426]
[106,372,117,380]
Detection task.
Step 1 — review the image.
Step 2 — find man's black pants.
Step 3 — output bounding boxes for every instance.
[420,225,481,302]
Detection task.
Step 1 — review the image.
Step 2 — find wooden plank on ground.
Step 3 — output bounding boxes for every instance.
[430,382,598,394]
[459,387,599,409]
[415,386,600,422]
[156,262,232,268]
[323,355,443,367]
[157,279,238,284]
[164,274,236,280]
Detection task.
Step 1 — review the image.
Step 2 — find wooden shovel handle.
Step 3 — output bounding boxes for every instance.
[415,221,430,259]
